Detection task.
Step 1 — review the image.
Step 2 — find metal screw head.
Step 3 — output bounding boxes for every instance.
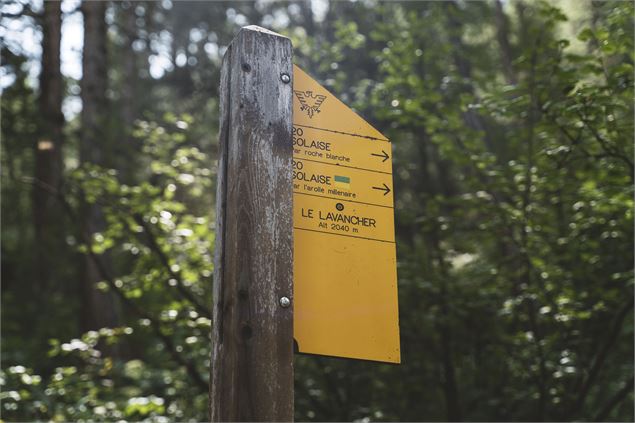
[280,73,291,84]
[279,296,291,308]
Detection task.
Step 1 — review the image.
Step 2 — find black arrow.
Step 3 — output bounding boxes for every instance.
[372,183,391,196]
[371,150,390,162]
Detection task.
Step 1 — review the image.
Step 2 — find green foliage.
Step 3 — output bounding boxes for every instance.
[293,1,633,421]
[3,114,214,421]
[2,1,633,421]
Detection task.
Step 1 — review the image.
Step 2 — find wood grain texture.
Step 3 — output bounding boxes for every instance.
[210,26,294,422]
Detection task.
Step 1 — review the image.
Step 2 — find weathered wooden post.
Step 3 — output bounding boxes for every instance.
[209,26,294,422]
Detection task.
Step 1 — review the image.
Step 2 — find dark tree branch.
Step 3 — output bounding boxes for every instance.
[572,297,634,418]
[21,177,208,391]
[594,376,634,422]
[543,109,634,183]
[577,111,635,179]
[33,173,213,318]
[131,213,212,318]
[525,34,551,420]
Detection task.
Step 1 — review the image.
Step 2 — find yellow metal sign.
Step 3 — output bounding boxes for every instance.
[293,125,392,174]
[293,65,400,363]
[293,158,393,207]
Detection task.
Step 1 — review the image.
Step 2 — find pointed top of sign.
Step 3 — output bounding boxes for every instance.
[240,25,288,39]
[293,65,389,142]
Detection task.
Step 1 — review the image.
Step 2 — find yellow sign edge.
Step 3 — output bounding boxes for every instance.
[294,348,402,365]
[292,64,390,143]
[293,123,391,143]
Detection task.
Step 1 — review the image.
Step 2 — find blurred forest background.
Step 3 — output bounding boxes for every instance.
[1,0,633,421]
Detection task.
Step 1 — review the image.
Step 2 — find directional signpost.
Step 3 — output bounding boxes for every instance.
[293,65,400,364]
[211,26,400,422]
[210,27,294,422]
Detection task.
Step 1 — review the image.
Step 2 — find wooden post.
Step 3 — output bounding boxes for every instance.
[210,26,294,422]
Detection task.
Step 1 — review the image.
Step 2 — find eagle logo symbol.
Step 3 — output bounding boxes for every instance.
[294,90,327,118]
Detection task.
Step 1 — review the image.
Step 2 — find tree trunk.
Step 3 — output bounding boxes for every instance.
[80,0,118,332]
[444,1,494,153]
[117,1,139,182]
[34,0,64,289]
[494,0,517,85]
